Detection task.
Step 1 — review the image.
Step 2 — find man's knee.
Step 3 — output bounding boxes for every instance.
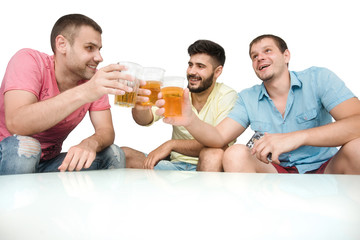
[97,144,126,169]
[198,148,224,172]
[0,135,41,175]
[223,144,251,169]
[330,138,360,174]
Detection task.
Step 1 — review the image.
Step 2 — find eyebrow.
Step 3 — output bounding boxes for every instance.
[86,42,102,50]
[189,61,206,66]
[250,45,273,56]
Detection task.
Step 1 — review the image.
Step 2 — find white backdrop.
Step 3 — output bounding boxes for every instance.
[1,0,359,154]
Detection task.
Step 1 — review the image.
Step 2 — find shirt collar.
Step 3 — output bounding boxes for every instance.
[258,71,302,100]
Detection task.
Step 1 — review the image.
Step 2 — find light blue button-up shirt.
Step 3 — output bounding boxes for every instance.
[228,67,355,173]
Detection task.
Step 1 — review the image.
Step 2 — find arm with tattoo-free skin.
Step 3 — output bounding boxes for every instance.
[155,88,245,148]
[4,64,138,136]
[143,139,204,169]
[58,109,115,171]
[252,97,360,164]
[5,64,148,171]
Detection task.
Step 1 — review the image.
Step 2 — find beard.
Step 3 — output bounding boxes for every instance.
[187,73,214,93]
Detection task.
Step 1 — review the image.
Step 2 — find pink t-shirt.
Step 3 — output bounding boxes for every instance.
[0,48,111,160]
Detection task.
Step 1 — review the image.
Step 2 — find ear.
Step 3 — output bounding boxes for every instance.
[214,65,223,79]
[284,49,291,65]
[55,35,68,54]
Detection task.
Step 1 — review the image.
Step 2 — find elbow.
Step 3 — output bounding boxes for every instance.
[5,119,28,136]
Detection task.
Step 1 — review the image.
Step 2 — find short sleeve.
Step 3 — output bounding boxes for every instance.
[89,94,111,111]
[2,49,45,99]
[314,68,355,112]
[227,92,250,129]
[213,87,237,125]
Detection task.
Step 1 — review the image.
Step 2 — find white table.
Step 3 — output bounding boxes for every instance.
[1,169,359,240]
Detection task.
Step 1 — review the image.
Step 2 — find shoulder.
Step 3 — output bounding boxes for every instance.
[214,82,237,94]
[292,66,337,80]
[238,84,262,98]
[11,48,52,65]
[13,48,48,58]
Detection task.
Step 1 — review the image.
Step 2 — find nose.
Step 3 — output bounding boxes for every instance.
[187,65,196,75]
[257,52,265,62]
[94,50,103,63]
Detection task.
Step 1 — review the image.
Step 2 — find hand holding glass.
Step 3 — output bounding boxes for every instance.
[161,76,185,117]
[140,67,165,106]
[114,61,143,108]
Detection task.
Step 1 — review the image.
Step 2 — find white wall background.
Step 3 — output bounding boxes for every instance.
[1,0,359,154]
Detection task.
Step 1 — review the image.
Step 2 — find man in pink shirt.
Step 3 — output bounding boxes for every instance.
[0,14,145,175]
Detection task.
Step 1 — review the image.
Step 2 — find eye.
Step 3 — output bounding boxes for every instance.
[265,49,271,53]
[252,55,258,60]
[86,46,94,51]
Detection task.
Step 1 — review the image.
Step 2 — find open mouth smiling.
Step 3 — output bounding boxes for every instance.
[188,75,202,83]
[87,65,97,69]
[259,64,270,71]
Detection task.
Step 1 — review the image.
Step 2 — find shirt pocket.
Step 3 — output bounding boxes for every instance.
[296,108,318,129]
[250,121,272,133]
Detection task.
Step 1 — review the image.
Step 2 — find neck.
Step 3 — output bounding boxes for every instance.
[54,58,80,92]
[264,70,291,99]
[191,83,215,112]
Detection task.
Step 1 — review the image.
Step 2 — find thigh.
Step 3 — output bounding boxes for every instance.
[324,138,360,174]
[89,144,126,170]
[37,153,67,173]
[223,144,277,173]
[0,135,41,175]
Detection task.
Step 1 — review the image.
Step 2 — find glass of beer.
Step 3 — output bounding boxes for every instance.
[140,67,165,106]
[114,61,143,108]
[161,76,185,117]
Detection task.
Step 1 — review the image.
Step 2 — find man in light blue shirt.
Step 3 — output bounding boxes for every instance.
[157,34,360,174]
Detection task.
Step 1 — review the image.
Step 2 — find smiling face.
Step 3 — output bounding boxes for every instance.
[64,25,103,80]
[249,37,290,82]
[186,53,221,93]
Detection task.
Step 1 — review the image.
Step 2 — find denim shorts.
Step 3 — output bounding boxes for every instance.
[154,160,197,171]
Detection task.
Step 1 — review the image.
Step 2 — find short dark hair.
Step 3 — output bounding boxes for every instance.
[249,34,288,56]
[188,39,226,67]
[50,13,102,53]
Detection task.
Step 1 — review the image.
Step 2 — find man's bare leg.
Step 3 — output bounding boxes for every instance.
[222,144,277,173]
[121,147,146,169]
[197,147,224,172]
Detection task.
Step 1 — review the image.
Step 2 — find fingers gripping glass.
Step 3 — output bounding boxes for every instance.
[246,131,272,162]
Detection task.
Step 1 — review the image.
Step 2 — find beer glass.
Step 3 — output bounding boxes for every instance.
[140,67,165,106]
[161,76,185,117]
[114,61,143,108]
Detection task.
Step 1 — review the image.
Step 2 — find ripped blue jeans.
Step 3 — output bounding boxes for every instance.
[0,135,126,175]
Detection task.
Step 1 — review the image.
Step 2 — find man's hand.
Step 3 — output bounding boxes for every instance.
[134,80,151,110]
[82,64,139,103]
[58,140,97,172]
[155,88,195,127]
[143,141,173,169]
[251,132,305,164]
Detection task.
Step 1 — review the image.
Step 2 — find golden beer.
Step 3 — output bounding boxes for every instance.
[161,86,183,117]
[114,91,137,107]
[114,61,143,108]
[140,80,161,106]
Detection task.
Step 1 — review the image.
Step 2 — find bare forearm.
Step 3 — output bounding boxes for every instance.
[131,108,154,126]
[167,139,204,157]
[82,128,115,152]
[185,115,226,148]
[301,115,360,147]
[6,87,88,135]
